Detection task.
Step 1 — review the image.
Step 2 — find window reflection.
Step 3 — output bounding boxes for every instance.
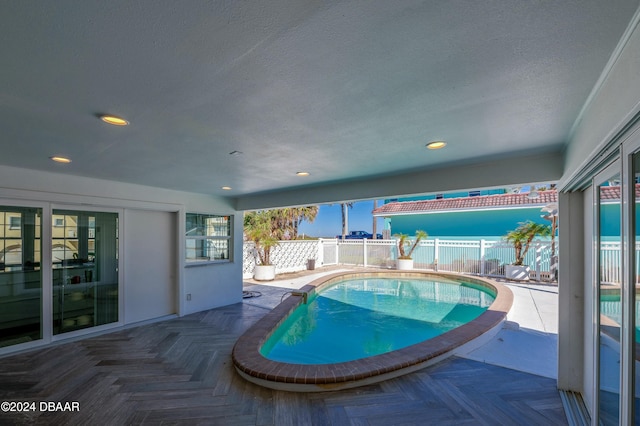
[598,176,621,424]
[0,207,42,347]
[52,210,118,335]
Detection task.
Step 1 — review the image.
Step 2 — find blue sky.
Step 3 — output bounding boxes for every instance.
[298,200,385,238]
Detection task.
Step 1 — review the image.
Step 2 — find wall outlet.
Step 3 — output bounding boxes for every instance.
[186,293,191,301]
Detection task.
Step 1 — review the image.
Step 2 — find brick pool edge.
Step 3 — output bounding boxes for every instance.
[232,270,514,392]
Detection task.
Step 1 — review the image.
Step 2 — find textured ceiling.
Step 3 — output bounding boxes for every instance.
[1,0,638,200]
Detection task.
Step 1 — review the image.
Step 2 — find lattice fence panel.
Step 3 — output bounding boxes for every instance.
[243,240,319,277]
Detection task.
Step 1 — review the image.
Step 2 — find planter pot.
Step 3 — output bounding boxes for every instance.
[397,258,414,271]
[254,265,276,281]
[505,264,530,281]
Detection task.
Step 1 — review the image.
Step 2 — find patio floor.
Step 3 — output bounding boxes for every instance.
[0,270,567,425]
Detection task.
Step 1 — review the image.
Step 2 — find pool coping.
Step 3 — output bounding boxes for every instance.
[232,270,514,392]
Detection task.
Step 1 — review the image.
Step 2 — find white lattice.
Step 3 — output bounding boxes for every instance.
[242,240,319,278]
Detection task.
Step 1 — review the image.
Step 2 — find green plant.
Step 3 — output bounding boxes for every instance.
[504,221,551,266]
[243,211,279,265]
[395,230,428,259]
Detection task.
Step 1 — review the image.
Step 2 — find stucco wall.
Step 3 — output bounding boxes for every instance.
[385,207,551,238]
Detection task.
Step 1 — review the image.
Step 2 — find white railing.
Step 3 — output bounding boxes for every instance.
[243,238,559,280]
[241,238,634,286]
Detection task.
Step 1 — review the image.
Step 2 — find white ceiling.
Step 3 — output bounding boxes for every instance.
[1,1,638,204]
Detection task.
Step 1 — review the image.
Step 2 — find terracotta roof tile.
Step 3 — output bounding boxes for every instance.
[373,190,558,215]
[373,186,633,216]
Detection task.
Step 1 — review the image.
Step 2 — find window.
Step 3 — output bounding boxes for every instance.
[9,216,21,230]
[186,213,232,263]
[469,190,481,197]
[1,209,41,269]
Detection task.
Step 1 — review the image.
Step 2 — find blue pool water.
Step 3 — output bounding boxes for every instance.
[260,277,495,364]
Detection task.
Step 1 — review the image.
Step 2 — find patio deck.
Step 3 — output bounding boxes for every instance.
[0,270,567,425]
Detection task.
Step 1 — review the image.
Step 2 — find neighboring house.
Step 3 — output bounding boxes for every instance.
[373,190,558,238]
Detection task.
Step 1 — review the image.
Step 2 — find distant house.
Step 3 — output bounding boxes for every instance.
[373,190,558,239]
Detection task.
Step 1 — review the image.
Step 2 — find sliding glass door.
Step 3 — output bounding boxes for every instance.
[632,151,640,424]
[594,125,640,424]
[0,206,42,348]
[52,209,119,335]
[595,165,622,425]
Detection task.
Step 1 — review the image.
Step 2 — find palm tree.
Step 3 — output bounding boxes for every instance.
[340,202,354,240]
[243,211,279,265]
[372,200,378,239]
[504,221,551,266]
[395,230,428,259]
[290,206,319,239]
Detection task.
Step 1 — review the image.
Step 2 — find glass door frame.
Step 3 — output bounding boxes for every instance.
[592,122,640,424]
[593,161,623,425]
[48,204,124,342]
[0,198,50,355]
[621,126,640,425]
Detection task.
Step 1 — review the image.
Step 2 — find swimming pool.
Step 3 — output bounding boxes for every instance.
[233,271,512,392]
[260,277,495,364]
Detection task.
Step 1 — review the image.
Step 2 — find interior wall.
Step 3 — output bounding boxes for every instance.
[123,209,177,324]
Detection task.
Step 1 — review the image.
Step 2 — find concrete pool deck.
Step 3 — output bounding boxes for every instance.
[243,266,559,380]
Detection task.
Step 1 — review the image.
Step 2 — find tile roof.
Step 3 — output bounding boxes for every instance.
[373,186,632,216]
[373,190,559,216]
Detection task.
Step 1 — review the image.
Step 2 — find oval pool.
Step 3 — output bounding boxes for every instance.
[233,271,513,392]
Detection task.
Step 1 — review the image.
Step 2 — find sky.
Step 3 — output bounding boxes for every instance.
[298,200,385,238]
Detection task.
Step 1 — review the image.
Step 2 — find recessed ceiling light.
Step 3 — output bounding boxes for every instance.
[296,171,310,176]
[221,186,232,190]
[99,114,129,126]
[426,141,446,150]
[50,156,72,163]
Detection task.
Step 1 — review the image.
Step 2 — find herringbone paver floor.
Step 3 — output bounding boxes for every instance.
[0,293,567,425]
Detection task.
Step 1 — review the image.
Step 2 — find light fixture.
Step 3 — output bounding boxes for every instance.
[50,156,72,163]
[221,186,232,190]
[99,114,129,126]
[296,171,310,176]
[426,141,446,150]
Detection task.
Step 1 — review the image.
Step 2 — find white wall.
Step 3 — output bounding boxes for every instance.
[557,191,586,393]
[124,209,177,324]
[561,9,640,189]
[0,165,243,328]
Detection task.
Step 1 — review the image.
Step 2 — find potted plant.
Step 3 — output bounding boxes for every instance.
[395,230,428,270]
[503,221,551,281]
[244,211,279,281]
